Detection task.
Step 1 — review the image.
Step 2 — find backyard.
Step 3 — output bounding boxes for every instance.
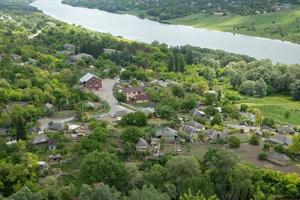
[163,142,300,174]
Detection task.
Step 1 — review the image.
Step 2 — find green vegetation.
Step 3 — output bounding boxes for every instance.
[1,1,300,200]
[238,95,300,125]
[62,0,300,43]
[168,7,300,43]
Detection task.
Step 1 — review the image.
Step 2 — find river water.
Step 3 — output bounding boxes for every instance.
[31,0,300,64]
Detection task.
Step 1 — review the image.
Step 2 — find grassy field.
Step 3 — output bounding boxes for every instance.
[166,7,300,43]
[238,95,300,126]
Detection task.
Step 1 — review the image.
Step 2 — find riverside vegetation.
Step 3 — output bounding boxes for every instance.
[62,0,300,43]
[0,1,300,200]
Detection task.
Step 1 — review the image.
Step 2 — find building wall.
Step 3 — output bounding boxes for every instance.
[85,77,102,90]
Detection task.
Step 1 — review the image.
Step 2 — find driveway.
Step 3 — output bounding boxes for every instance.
[93,78,133,117]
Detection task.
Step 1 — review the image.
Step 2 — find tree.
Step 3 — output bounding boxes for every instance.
[155,104,176,120]
[255,78,268,97]
[180,190,218,200]
[114,92,127,102]
[290,80,300,100]
[249,135,259,145]
[120,111,148,126]
[79,183,121,200]
[202,149,237,200]
[274,144,284,153]
[125,185,170,200]
[284,110,291,119]
[10,187,42,200]
[289,134,300,154]
[239,80,256,96]
[211,113,222,126]
[165,156,201,194]
[261,118,275,127]
[80,151,128,190]
[229,136,240,148]
[171,84,185,98]
[240,104,249,112]
[121,127,144,144]
[181,96,197,111]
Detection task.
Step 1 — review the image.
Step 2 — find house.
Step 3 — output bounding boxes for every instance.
[123,87,145,101]
[190,108,206,117]
[86,101,96,109]
[103,48,121,55]
[48,139,57,150]
[70,53,93,63]
[48,121,65,131]
[151,137,161,156]
[139,107,155,116]
[80,73,102,90]
[267,152,290,166]
[49,154,62,164]
[268,134,292,146]
[184,121,205,131]
[277,126,295,134]
[33,135,49,145]
[45,103,54,110]
[112,110,128,118]
[68,124,80,133]
[206,129,229,143]
[6,137,17,145]
[155,127,178,143]
[135,93,150,103]
[136,138,149,152]
[64,43,76,52]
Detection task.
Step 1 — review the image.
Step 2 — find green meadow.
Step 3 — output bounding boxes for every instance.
[166,6,300,43]
[238,95,300,126]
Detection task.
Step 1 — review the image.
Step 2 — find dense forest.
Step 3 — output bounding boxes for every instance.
[62,0,299,19]
[0,1,300,200]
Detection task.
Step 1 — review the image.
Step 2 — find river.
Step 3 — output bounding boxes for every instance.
[31,0,300,64]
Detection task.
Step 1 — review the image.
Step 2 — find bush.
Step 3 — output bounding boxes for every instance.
[263,143,271,151]
[249,135,259,145]
[274,144,284,153]
[258,152,268,160]
[240,104,249,112]
[229,136,240,148]
[120,111,147,126]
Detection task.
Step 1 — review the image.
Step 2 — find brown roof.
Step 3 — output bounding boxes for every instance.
[135,94,150,101]
[123,87,144,94]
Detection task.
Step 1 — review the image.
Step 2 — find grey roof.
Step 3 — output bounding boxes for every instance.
[70,53,93,62]
[184,121,205,129]
[136,138,149,149]
[140,107,155,115]
[45,103,54,110]
[190,109,205,117]
[155,127,178,138]
[48,121,65,131]
[268,152,290,162]
[268,134,292,146]
[277,126,295,134]
[80,73,100,83]
[33,135,49,145]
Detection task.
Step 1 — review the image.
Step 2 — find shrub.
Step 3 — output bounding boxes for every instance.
[258,152,268,160]
[263,143,271,151]
[120,111,147,126]
[274,144,284,153]
[229,136,240,148]
[249,135,259,145]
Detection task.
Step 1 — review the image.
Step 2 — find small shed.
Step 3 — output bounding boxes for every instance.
[33,135,49,145]
[277,126,295,134]
[136,138,149,152]
[48,121,65,131]
[155,127,178,143]
[267,152,290,166]
[48,139,57,150]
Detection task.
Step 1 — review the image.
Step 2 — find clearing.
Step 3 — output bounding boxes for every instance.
[237,95,300,126]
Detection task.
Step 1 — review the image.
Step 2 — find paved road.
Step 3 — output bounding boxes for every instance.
[93,78,133,117]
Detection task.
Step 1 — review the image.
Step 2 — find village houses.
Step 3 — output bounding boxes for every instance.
[80,73,102,91]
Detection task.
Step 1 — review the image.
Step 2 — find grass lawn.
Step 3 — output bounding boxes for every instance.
[237,95,300,126]
[166,6,300,43]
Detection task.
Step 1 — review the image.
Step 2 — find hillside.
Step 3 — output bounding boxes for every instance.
[62,0,300,43]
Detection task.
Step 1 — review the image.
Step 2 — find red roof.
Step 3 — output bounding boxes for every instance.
[135,94,150,101]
